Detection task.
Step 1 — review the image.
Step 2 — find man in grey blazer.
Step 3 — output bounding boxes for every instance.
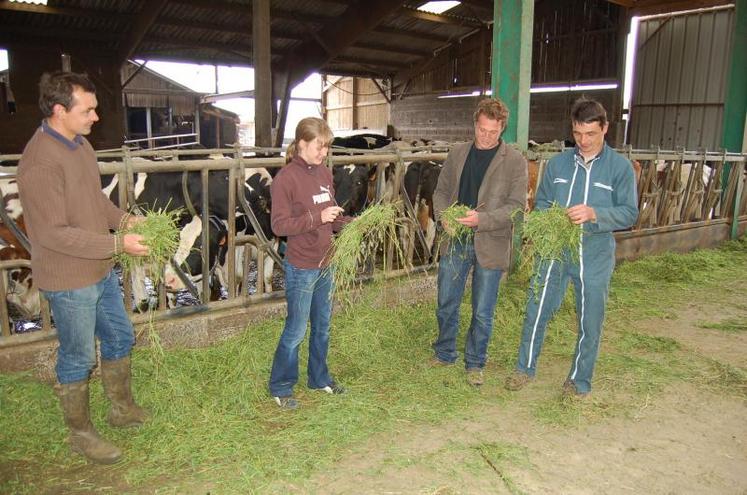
[431,98,528,386]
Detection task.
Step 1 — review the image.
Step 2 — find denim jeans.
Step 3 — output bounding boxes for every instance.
[269,260,334,397]
[42,270,135,384]
[433,241,503,369]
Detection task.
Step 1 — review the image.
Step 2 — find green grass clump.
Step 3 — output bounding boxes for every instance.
[113,208,182,284]
[440,202,474,241]
[516,203,581,265]
[328,202,402,298]
[697,318,747,333]
[513,203,581,293]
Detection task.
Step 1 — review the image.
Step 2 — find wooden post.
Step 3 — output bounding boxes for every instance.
[253,0,273,148]
[351,77,358,130]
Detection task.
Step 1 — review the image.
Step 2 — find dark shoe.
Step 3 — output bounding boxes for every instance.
[504,371,532,391]
[562,379,590,399]
[315,381,346,395]
[429,356,454,367]
[273,395,299,410]
[57,381,122,464]
[466,368,484,386]
[101,356,150,428]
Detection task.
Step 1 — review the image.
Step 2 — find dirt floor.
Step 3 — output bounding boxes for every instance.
[297,288,747,495]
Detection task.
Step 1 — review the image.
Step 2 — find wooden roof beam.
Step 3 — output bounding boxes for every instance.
[170,0,335,25]
[281,0,404,87]
[155,17,305,40]
[373,25,451,43]
[354,41,432,57]
[117,0,170,65]
[333,55,411,69]
[0,24,120,42]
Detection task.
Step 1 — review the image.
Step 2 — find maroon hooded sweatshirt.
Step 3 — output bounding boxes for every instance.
[270,156,350,269]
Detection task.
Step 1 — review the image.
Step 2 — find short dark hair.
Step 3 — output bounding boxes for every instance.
[570,98,607,127]
[38,71,96,117]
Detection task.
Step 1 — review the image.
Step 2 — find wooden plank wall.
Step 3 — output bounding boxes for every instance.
[323,76,389,133]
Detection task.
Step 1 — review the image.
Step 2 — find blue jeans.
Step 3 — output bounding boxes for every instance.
[433,241,503,369]
[269,260,335,397]
[42,270,135,384]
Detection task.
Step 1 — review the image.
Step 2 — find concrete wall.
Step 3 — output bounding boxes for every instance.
[390,94,481,143]
[530,89,622,146]
[0,46,125,154]
[391,90,623,147]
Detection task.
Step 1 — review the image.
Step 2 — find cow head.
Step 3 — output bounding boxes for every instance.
[243,168,273,240]
[334,164,370,216]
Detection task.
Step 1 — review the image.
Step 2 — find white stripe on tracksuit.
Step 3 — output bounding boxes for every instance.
[526,156,597,373]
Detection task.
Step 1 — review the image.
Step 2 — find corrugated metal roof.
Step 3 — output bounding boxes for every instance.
[0,0,733,78]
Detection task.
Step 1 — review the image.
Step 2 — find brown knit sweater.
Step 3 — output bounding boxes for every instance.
[17,125,127,291]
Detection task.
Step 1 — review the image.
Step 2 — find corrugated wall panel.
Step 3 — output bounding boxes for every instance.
[629,7,734,150]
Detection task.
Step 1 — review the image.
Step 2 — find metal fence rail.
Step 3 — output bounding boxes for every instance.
[0,144,745,348]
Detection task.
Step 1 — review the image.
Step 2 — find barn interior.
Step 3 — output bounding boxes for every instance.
[0,0,744,154]
[0,1,745,353]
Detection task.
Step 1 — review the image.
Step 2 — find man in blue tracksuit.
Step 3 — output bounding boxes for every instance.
[505,98,638,397]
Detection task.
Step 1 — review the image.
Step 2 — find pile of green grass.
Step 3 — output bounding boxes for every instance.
[113,208,182,284]
[327,202,402,298]
[513,203,582,292]
[439,202,474,242]
[1,237,746,493]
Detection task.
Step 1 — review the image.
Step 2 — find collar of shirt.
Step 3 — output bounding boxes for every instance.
[41,120,84,151]
[574,144,604,170]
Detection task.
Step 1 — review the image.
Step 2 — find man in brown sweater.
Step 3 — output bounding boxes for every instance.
[18,72,149,464]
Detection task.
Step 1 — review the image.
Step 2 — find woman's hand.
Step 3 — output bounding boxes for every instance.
[321,206,345,224]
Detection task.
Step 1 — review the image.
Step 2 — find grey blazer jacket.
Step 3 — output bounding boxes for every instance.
[433,140,528,271]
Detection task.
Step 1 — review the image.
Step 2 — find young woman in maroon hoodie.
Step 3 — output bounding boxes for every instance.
[268,117,351,409]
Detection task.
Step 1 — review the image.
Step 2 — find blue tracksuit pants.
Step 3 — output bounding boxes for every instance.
[515,235,615,393]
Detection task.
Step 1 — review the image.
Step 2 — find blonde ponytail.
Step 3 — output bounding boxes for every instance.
[285,140,297,164]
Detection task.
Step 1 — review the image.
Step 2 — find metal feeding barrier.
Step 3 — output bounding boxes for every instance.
[0,144,744,348]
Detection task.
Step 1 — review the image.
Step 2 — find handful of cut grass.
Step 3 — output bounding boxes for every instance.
[113,208,182,285]
[327,202,401,298]
[514,203,582,293]
[439,202,474,241]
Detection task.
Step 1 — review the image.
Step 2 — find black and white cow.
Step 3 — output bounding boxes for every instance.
[332,134,394,216]
[223,167,279,295]
[333,164,371,216]
[162,214,228,301]
[403,160,442,261]
[0,174,39,319]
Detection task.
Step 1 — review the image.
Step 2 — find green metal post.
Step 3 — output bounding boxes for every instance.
[722,0,747,239]
[492,0,534,272]
[491,0,534,149]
